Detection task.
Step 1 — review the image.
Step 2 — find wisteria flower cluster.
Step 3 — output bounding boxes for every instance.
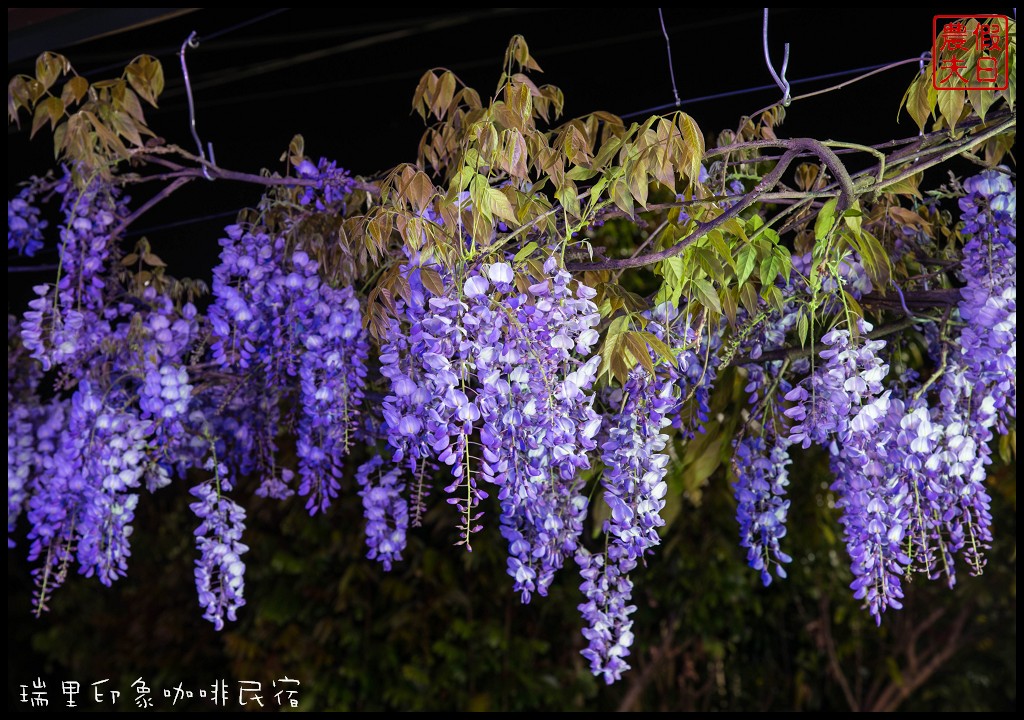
[5,158,1016,686]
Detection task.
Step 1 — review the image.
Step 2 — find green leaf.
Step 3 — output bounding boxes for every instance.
[513,241,538,264]
[707,230,736,271]
[721,286,738,325]
[35,51,65,92]
[797,310,809,347]
[142,252,166,267]
[625,159,649,208]
[125,55,164,107]
[658,256,685,286]
[487,186,517,224]
[554,182,580,218]
[690,277,721,314]
[760,254,778,288]
[762,284,784,313]
[967,87,998,122]
[814,198,839,241]
[842,205,863,234]
[883,172,922,198]
[598,315,630,384]
[566,165,598,182]
[735,243,757,286]
[610,178,635,218]
[901,72,935,132]
[739,283,759,315]
[638,331,676,366]
[599,282,648,312]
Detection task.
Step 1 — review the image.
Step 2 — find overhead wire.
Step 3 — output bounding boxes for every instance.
[8,10,937,272]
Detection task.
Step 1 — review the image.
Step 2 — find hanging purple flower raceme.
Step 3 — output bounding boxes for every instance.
[783,318,905,622]
[575,545,637,685]
[24,381,150,613]
[933,368,996,576]
[21,171,127,371]
[210,231,369,514]
[190,463,249,631]
[421,293,485,545]
[578,323,678,683]
[379,258,435,468]
[355,455,409,571]
[599,357,676,561]
[9,314,46,546]
[784,320,888,448]
[134,290,199,424]
[8,174,50,257]
[379,258,485,543]
[732,435,793,586]
[208,224,287,373]
[956,170,1016,431]
[829,393,913,624]
[467,259,602,601]
[293,264,369,515]
[733,298,800,586]
[659,302,722,439]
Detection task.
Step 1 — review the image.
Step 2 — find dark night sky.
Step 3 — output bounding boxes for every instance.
[6,7,1015,288]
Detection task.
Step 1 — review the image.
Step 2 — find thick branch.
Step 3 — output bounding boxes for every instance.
[568,140,847,272]
[126,145,379,193]
[862,287,961,312]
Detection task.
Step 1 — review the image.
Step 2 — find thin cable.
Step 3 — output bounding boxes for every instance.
[125,209,241,238]
[200,8,288,43]
[621,59,909,119]
[168,9,523,98]
[8,264,59,274]
[82,9,290,77]
[762,8,791,106]
[658,9,682,108]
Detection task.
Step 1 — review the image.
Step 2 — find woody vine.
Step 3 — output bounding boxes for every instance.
[7,26,1017,684]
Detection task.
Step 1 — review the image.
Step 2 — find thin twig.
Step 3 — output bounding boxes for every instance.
[658,9,682,108]
[113,176,194,237]
[747,57,923,119]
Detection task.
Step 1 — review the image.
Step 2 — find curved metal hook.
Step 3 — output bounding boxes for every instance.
[762,9,791,107]
[179,31,214,180]
[919,50,932,74]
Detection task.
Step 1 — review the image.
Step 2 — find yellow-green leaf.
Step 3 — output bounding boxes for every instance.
[30,96,63,139]
[624,332,655,377]
[937,87,965,132]
[421,267,445,297]
[676,112,705,183]
[60,76,88,107]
